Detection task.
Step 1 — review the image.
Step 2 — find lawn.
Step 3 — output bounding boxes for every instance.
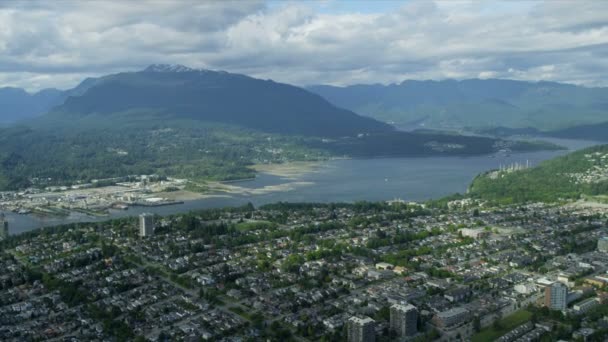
[472,310,533,342]
[235,220,277,232]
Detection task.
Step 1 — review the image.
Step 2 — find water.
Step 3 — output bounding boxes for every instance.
[2,137,601,235]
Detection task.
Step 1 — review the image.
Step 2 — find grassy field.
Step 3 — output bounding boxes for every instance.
[472,310,532,342]
[235,220,278,232]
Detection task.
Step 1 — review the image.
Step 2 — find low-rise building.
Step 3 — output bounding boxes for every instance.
[432,307,469,329]
[573,297,600,314]
[460,228,490,239]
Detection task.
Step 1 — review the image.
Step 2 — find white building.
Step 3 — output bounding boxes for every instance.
[375,262,393,270]
[514,283,537,295]
[459,228,489,239]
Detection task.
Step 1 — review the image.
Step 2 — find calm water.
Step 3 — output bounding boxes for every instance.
[2,137,600,235]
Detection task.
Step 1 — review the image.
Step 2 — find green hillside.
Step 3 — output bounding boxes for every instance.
[468,145,608,203]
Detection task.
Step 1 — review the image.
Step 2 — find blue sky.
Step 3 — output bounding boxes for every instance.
[0,0,607,91]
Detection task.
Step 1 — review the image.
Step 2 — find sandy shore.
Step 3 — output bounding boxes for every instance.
[204,180,314,196]
[153,190,235,201]
[567,199,608,210]
[149,162,324,200]
[153,190,205,201]
[251,161,323,179]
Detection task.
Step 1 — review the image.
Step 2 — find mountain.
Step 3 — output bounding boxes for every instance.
[468,144,608,203]
[308,79,608,130]
[50,64,393,137]
[0,87,64,124]
[548,122,608,142]
[475,126,542,138]
[477,122,608,142]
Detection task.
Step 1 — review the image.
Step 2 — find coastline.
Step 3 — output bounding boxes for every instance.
[157,162,325,200]
[251,160,325,179]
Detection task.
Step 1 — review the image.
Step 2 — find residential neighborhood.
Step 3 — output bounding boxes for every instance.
[1,201,607,341]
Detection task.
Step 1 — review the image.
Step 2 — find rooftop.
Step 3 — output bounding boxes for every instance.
[349,316,375,325]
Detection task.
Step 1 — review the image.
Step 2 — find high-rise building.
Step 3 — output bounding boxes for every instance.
[544,282,568,311]
[139,213,155,237]
[390,303,418,337]
[598,237,608,253]
[0,213,8,239]
[347,316,375,342]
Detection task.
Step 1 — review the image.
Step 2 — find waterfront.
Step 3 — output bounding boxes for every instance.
[2,137,600,234]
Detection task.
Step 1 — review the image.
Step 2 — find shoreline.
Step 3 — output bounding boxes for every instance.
[251,160,325,179]
[219,177,257,184]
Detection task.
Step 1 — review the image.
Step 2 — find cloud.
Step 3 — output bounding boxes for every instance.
[0,0,607,91]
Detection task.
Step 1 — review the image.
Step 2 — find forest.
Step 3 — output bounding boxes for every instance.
[0,117,327,191]
[468,144,608,203]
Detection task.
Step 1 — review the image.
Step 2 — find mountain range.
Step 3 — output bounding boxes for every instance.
[4,70,608,137]
[0,87,65,124]
[308,79,608,130]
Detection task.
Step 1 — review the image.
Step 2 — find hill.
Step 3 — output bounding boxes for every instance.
[50,64,393,137]
[308,79,608,130]
[548,122,608,142]
[476,122,608,142]
[468,145,608,203]
[0,87,64,124]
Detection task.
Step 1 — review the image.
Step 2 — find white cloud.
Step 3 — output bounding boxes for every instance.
[0,0,607,91]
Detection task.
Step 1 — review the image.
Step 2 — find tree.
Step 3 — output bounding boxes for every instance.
[473,316,481,332]
[493,318,502,330]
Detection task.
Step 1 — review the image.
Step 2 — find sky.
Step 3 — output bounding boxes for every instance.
[0,0,607,91]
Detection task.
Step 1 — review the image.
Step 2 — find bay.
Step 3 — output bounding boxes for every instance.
[2,137,600,235]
